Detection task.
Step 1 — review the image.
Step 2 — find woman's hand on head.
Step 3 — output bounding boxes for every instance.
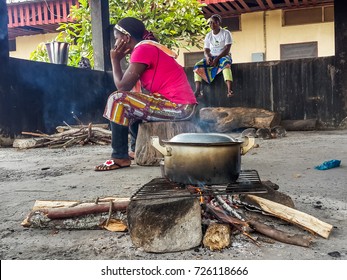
[110,39,131,62]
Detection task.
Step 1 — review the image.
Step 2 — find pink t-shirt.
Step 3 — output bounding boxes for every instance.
[130,44,197,104]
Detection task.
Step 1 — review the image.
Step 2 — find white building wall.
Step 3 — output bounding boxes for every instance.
[10,33,58,60]
[178,9,335,65]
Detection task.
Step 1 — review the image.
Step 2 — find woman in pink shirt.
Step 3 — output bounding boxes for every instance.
[95,17,197,171]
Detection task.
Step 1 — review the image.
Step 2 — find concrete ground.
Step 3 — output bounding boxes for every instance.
[0,130,346,260]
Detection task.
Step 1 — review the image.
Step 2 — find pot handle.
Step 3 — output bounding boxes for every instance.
[240,136,255,155]
[151,136,172,156]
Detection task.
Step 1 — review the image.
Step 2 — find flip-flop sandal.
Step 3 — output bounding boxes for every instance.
[94,159,130,171]
[227,90,234,97]
[195,91,204,98]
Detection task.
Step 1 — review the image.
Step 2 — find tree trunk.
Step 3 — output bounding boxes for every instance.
[280,119,317,131]
[135,121,201,166]
[199,107,281,132]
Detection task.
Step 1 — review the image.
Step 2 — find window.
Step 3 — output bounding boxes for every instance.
[184,51,204,67]
[280,42,318,60]
[283,5,334,26]
[222,16,241,32]
[324,6,334,22]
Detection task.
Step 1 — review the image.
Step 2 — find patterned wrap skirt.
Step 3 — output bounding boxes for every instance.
[103,91,196,126]
[193,55,232,84]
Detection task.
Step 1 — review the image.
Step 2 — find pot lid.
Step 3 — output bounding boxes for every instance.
[164,133,242,144]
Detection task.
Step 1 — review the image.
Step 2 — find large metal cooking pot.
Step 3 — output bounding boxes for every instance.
[151,133,255,185]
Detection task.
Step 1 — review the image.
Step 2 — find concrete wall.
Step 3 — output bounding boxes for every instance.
[0,58,115,136]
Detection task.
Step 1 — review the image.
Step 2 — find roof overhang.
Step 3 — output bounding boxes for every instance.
[7,0,335,40]
[200,0,334,17]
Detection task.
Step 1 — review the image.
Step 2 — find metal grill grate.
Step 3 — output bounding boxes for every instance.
[131,170,267,201]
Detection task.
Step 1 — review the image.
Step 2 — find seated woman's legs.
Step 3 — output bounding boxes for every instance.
[95,122,131,171]
[96,91,194,171]
[222,68,233,97]
[129,120,141,159]
[110,121,130,160]
[194,72,203,97]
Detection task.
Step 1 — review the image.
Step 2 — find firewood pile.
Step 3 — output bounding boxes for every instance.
[13,123,111,149]
[183,182,333,250]
[201,194,314,249]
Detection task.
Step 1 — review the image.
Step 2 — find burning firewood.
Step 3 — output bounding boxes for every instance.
[203,203,259,245]
[206,197,315,247]
[13,123,111,149]
[203,223,232,251]
[247,219,313,247]
[214,195,246,221]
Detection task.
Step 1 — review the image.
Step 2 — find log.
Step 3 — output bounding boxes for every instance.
[248,219,313,247]
[22,198,129,221]
[199,107,281,132]
[204,204,249,229]
[245,195,333,238]
[206,203,313,247]
[37,200,129,219]
[13,138,44,149]
[22,198,129,230]
[280,119,317,131]
[203,223,232,251]
[22,211,127,230]
[204,203,259,245]
[135,121,201,166]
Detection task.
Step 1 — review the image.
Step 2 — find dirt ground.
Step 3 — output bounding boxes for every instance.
[0,130,346,260]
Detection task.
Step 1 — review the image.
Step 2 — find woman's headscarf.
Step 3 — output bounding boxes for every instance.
[114,17,158,42]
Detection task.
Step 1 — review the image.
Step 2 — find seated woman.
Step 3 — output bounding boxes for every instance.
[193,14,234,98]
[95,17,197,171]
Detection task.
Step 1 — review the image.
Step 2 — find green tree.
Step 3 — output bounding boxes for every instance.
[30,0,208,67]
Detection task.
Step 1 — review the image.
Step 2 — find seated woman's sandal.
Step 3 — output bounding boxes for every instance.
[94,159,131,171]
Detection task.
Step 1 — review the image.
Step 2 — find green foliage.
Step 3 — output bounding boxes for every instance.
[30,0,208,68]
[29,42,49,62]
[109,0,208,51]
[56,0,93,66]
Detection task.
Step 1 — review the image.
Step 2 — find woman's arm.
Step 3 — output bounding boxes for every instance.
[204,48,213,64]
[110,38,147,91]
[211,44,231,66]
[112,60,147,91]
